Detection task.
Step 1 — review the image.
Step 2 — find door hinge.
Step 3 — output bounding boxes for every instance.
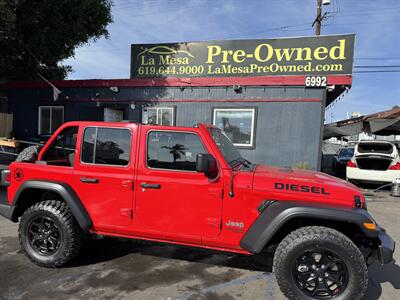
[121,180,134,190]
[208,188,223,199]
[207,217,220,228]
[120,208,133,219]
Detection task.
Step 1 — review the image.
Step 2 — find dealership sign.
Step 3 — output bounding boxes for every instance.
[131,34,355,78]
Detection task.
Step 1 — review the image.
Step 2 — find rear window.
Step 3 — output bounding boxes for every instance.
[357,143,393,154]
[81,127,131,166]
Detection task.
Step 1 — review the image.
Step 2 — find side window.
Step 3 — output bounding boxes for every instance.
[42,126,78,166]
[147,131,206,171]
[81,127,131,166]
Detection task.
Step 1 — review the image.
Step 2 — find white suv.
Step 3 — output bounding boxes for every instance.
[346,141,400,184]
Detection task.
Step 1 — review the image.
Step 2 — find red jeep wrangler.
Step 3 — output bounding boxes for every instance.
[0,122,395,299]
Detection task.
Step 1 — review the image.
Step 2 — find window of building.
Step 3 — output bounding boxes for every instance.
[143,107,175,126]
[104,108,124,122]
[38,106,64,135]
[147,131,206,171]
[41,126,78,167]
[81,127,131,166]
[213,108,256,148]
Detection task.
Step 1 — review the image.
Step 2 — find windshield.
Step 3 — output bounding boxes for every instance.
[209,128,242,166]
[339,147,354,157]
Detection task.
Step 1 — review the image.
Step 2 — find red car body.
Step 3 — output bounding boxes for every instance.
[5,121,366,255]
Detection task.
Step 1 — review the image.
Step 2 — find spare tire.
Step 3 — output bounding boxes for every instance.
[15,145,42,162]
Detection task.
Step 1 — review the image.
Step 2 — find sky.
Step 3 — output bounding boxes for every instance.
[63,0,400,122]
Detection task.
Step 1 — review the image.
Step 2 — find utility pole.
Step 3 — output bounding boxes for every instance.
[313,0,330,35]
[315,0,322,35]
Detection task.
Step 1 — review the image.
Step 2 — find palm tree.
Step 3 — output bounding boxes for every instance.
[162,144,187,162]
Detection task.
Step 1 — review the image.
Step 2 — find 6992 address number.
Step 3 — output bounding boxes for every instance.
[305,76,327,88]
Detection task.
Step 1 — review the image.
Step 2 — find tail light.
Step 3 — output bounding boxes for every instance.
[347,160,357,168]
[389,162,400,170]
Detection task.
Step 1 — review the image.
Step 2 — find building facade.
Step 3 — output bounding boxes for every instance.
[1,34,355,170]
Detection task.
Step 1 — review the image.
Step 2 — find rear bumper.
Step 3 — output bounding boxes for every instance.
[377,227,395,265]
[347,167,400,183]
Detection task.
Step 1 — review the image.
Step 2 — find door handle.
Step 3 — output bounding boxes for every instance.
[141,183,161,189]
[80,177,99,184]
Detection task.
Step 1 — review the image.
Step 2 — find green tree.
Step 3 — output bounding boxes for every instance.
[0,0,112,80]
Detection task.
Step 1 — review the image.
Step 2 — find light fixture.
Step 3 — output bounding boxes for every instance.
[233,85,243,93]
[322,0,331,5]
[110,86,119,93]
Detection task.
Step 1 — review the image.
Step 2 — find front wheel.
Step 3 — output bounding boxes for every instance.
[273,226,368,300]
[19,200,83,267]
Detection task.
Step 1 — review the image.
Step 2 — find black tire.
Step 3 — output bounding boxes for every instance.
[273,226,368,300]
[15,145,42,162]
[18,200,83,268]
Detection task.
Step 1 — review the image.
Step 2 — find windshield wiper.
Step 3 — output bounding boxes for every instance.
[230,158,252,169]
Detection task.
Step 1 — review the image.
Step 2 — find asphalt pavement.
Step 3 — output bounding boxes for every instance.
[0,189,399,300]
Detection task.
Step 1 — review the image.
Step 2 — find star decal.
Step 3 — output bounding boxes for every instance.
[14,169,24,181]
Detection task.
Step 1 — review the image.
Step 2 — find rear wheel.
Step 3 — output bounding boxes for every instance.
[19,200,83,267]
[273,226,368,300]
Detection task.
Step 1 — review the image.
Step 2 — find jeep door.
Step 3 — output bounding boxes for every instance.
[134,127,223,243]
[73,125,136,229]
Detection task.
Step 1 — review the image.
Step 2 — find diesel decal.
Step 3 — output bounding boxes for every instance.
[274,182,330,195]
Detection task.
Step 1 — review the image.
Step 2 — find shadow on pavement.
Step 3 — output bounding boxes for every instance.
[364,261,400,300]
[72,236,273,272]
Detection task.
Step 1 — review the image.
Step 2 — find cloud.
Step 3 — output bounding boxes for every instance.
[64,0,399,120]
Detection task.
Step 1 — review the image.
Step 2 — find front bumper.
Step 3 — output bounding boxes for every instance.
[377,227,395,265]
[0,188,13,220]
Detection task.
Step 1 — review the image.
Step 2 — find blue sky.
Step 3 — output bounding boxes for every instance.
[63,0,400,122]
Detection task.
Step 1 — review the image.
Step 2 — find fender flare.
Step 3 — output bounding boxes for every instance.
[240,200,378,254]
[11,180,93,233]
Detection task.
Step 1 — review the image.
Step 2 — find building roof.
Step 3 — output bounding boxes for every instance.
[1,75,353,107]
[324,107,400,139]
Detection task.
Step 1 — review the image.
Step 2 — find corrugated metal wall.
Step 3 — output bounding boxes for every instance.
[169,101,322,169]
[8,85,325,169]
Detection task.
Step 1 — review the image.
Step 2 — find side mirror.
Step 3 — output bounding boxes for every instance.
[196,153,218,178]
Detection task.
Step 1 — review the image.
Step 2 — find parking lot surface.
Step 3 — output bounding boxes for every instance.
[0,189,399,300]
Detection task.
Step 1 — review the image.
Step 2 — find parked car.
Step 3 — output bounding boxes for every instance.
[0,122,395,300]
[347,140,400,184]
[332,145,355,175]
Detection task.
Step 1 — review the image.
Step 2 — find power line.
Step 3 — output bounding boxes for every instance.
[354,65,400,68]
[354,70,400,73]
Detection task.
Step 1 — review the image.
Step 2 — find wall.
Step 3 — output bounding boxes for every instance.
[0,113,13,137]
[134,87,325,169]
[6,85,325,169]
